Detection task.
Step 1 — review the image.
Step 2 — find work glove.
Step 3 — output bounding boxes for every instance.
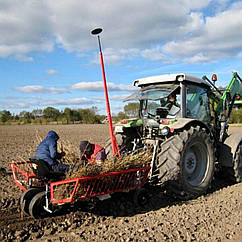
[60,151,66,157]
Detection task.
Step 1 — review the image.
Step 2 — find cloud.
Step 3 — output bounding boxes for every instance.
[141,47,169,62]
[13,81,136,97]
[5,95,42,100]
[70,81,136,92]
[97,103,125,114]
[0,0,211,57]
[42,97,102,106]
[162,1,242,62]
[46,0,211,51]
[0,97,101,110]
[0,0,53,57]
[46,69,59,75]
[13,54,34,62]
[13,85,68,94]
[91,47,171,65]
[184,53,215,64]
[91,48,139,64]
[0,100,36,109]
[1,0,241,64]
[95,94,132,101]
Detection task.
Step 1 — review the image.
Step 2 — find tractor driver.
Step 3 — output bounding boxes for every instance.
[164,93,180,110]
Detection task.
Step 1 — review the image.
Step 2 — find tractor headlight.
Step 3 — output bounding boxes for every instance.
[160,126,170,136]
[114,125,123,133]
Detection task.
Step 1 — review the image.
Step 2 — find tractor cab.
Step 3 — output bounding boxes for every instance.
[124,73,212,126]
[125,84,181,119]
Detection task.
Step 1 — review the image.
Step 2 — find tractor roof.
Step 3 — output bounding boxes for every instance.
[133,73,210,88]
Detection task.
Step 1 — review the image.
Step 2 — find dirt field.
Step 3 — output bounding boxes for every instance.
[0,124,242,241]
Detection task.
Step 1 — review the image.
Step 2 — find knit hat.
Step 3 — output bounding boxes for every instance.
[80,140,91,153]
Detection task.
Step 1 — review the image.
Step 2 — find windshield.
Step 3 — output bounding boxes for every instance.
[124,84,179,101]
[124,85,181,119]
[139,89,171,100]
[139,87,181,118]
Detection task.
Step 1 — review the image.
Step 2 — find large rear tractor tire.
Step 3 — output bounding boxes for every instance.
[154,126,215,198]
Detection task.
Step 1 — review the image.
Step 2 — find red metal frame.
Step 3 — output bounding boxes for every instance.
[11,161,150,205]
[11,161,37,191]
[50,166,150,204]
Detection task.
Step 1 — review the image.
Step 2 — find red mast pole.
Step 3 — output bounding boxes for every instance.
[91,28,120,157]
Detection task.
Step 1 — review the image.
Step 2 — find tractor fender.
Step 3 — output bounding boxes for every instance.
[219,133,242,167]
[171,118,210,133]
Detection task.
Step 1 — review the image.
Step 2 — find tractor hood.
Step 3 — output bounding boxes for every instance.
[115,118,143,128]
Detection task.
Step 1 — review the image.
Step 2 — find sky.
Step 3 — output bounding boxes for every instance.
[0,0,242,115]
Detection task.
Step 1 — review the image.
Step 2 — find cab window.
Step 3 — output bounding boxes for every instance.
[186,85,210,122]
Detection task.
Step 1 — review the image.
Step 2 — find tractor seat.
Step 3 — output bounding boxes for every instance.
[30,158,65,182]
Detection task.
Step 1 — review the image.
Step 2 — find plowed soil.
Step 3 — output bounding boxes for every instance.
[0,124,242,241]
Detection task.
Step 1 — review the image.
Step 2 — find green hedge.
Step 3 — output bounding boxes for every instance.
[229,108,242,124]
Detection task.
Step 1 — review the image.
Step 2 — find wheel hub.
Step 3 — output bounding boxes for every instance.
[184,150,197,174]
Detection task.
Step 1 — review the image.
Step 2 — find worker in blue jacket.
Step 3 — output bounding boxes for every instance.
[35,130,69,173]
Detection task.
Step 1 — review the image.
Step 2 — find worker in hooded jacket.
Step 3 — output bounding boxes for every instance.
[35,130,69,173]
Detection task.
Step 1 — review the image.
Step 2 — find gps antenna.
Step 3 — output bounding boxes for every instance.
[91,28,120,157]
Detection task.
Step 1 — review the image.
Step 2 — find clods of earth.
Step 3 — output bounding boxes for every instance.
[0,124,242,241]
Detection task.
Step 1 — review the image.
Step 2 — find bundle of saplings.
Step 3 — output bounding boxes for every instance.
[53,150,152,201]
[67,149,152,178]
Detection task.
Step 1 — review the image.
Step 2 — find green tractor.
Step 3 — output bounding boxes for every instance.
[105,72,242,198]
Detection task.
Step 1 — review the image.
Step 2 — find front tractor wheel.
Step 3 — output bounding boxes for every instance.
[105,133,135,158]
[155,126,215,198]
[224,142,242,183]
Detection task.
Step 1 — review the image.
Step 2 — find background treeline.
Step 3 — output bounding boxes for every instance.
[0,107,105,125]
[229,108,242,124]
[0,102,241,125]
[0,105,131,125]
